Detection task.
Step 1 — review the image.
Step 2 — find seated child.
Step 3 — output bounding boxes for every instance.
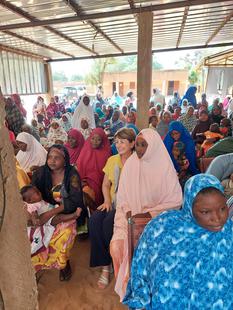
[149,115,158,130]
[21,185,81,255]
[80,117,92,140]
[200,123,224,155]
[220,118,232,137]
[221,173,233,199]
[172,141,191,188]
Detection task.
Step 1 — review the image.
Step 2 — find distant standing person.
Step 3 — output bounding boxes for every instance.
[150,88,166,107]
[180,85,197,108]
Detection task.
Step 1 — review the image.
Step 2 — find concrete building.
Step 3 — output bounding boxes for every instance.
[102,69,189,98]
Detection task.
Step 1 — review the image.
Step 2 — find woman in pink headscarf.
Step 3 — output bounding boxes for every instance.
[77,128,111,206]
[110,128,182,300]
[64,129,85,165]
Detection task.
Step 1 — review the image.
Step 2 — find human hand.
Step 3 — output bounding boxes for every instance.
[75,207,82,218]
[97,202,112,212]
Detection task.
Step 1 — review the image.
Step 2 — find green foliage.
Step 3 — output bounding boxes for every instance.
[70,74,83,82]
[106,55,163,72]
[152,58,163,70]
[188,70,199,84]
[85,58,116,86]
[52,70,68,82]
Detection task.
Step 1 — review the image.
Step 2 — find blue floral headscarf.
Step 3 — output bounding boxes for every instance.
[124,174,233,310]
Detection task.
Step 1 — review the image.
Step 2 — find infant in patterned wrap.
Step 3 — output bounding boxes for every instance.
[20,184,62,256]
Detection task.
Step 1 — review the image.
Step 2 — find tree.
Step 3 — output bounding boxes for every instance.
[85,58,116,86]
[152,57,163,70]
[52,70,68,82]
[70,74,83,82]
[175,51,204,70]
[188,70,199,84]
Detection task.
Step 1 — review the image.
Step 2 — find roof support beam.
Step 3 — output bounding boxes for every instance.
[63,0,123,53]
[47,41,233,62]
[0,43,46,60]
[176,6,189,48]
[205,10,233,45]
[0,0,97,55]
[2,30,74,58]
[0,0,230,30]
[128,0,138,23]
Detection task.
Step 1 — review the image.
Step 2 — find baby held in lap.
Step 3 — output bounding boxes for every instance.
[20,185,80,255]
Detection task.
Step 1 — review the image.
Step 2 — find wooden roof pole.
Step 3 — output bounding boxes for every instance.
[136,11,153,130]
[176,6,189,48]
[0,88,38,310]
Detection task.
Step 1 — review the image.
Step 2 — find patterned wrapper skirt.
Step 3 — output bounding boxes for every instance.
[31,220,77,271]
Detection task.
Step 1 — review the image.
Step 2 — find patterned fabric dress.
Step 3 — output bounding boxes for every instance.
[123,174,233,310]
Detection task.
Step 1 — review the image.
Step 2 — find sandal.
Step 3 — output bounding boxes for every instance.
[59,260,72,281]
[97,267,110,289]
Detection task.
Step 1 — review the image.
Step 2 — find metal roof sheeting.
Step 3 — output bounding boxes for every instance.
[0,0,233,60]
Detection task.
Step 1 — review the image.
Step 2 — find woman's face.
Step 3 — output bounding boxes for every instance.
[68,135,77,148]
[192,191,228,232]
[128,112,135,123]
[187,107,194,116]
[47,149,65,171]
[115,138,134,156]
[163,113,171,124]
[16,140,27,152]
[135,135,148,159]
[90,134,102,149]
[199,112,208,122]
[213,107,221,116]
[83,96,90,106]
[171,130,181,141]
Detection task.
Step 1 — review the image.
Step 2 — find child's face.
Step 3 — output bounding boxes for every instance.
[51,122,59,130]
[62,115,68,122]
[81,119,89,129]
[210,124,219,133]
[192,191,228,232]
[24,188,42,204]
[163,113,171,124]
[31,120,37,127]
[230,174,233,182]
[172,146,180,159]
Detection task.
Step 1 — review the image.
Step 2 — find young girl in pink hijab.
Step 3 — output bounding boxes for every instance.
[110,128,182,300]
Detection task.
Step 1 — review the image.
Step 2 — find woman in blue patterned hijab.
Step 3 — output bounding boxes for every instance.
[123,174,233,310]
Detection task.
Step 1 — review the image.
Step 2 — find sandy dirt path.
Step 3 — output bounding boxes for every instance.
[38,239,127,310]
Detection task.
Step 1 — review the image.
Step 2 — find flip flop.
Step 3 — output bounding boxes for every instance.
[59,260,72,281]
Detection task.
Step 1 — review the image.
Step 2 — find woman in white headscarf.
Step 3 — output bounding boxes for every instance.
[47,119,68,147]
[72,95,96,130]
[16,132,47,172]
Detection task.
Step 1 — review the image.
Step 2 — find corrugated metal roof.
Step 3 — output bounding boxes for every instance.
[0,0,233,61]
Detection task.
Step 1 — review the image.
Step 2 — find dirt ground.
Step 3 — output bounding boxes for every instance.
[38,239,127,310]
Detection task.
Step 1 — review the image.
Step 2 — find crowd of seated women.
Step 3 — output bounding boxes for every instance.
[4,87,233,309]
